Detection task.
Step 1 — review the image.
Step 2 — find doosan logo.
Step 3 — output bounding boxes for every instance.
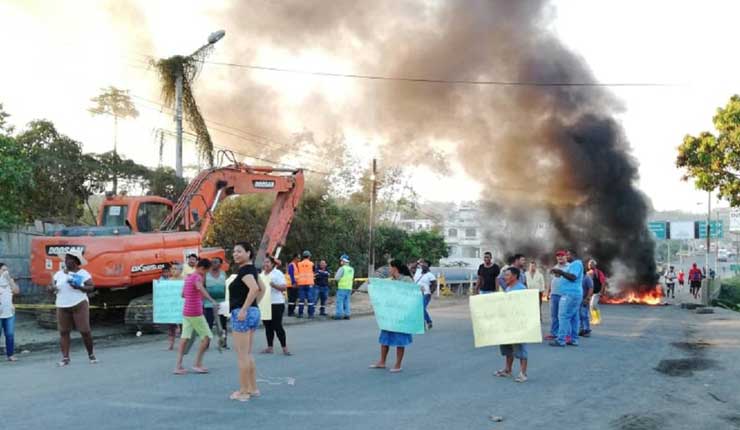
[131,263,167,273]
[253,180,275,189]
[46,245,85,256]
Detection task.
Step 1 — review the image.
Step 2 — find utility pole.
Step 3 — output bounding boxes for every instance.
[368,158,377,277]
[174,70,184,177]
[704,191,711,305]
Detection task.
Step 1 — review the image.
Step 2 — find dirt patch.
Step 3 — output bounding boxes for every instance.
[611,414,662,430]
[655,358,718,377]
[671,341,712,353]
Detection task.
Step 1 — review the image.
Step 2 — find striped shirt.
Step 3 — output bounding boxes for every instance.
[183,273,204,317]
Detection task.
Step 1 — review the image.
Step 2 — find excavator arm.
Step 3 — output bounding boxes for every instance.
[160,163,305,266]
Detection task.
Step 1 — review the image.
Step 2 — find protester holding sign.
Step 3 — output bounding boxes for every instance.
[369,260,419,373]
[260,257,291,356]
[494,267,529,383]
[173,259,219,375]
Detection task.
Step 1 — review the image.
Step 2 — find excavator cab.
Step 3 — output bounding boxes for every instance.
[97,196,174,233]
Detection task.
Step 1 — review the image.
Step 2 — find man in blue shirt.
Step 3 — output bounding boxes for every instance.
[549,248,584,347]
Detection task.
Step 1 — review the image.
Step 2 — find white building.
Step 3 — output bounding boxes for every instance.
[398,218,435,232]
[443,203,484,259]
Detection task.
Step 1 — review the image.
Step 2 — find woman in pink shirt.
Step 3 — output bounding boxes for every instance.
[174,259,219,375]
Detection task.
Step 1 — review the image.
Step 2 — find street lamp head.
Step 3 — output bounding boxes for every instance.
[208,30,226,44]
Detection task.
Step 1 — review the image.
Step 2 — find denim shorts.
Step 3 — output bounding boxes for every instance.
[499,343,528,359]
[231,307,261,332]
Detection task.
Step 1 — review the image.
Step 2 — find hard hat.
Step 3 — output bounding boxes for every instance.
[340,254,350,263]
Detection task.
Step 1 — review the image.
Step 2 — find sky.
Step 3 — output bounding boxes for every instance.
[0,0,738,214]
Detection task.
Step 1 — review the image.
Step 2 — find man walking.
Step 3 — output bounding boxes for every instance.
[689,263,702,300]
[664,265,677,299]
[315,260,331,317]
[334,255,354,320]
[549,249,583,347]
[544,251,568,341]
[415,259,437,330]
[296,251,317,318]
[286,254,300,316]
[588,259,607,325]
[476,251,500,294]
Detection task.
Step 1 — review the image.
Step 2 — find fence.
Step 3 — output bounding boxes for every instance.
[0,223,62,300]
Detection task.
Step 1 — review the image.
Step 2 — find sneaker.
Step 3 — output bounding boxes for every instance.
[548,341,565,347]
[57,357,71,367]
[578,330,586,336]
[343,316,350,320]
[544,334,556,340]
[427,322,433,330]
[88,354,98,364]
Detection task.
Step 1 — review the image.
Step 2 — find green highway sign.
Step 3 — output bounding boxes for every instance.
[648,221,667,240]
[696,220,724,239]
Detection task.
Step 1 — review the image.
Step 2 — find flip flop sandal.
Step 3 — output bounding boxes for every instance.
[514,374,528,383]
[173,368,187,375]
[368,364,386,369]
[389,368,403,373]
[230,391,250,402]
[191,367,209,374]
[494,370,511,377]
[249,391,261,398]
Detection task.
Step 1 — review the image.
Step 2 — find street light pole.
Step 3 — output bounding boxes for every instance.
[174,30,225,178]
[368,158,377,277]
[174,71,184,177]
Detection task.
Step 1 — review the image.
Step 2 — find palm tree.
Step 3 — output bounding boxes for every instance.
[89,86,139,194]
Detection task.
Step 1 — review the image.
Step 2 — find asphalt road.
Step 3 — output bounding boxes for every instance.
[3,295,740,430]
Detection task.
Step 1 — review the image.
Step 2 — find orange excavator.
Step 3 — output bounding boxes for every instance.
[30,160,304,328]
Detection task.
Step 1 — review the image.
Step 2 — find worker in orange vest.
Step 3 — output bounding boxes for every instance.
[296,250,317,318]
[286,254,300,317]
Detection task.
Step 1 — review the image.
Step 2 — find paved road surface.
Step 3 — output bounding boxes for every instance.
[3,299,740,430]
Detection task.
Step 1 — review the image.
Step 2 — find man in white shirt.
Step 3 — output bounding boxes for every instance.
[415,259,437,330]
[49,250,96,366]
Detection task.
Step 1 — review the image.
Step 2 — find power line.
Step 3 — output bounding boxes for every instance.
[128,53,680,87]
[200,60,679,88]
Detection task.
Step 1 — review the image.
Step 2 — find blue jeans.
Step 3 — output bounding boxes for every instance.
[316,286,330,314]
[297,286,317,317]
[557,292,582,345]
[550,294,561,337]
[1,315,16,357]
[580,303,591,332]
[423,294,432,324]
[335,289,351,317]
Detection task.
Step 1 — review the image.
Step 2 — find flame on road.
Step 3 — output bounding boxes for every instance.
[600,285,663,305]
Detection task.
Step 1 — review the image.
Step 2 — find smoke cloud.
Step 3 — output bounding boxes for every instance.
[114,0,657,285]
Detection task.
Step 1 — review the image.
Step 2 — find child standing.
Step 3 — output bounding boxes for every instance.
[494,267,529,383]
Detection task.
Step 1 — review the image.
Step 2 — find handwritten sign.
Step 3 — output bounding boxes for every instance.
[153,280,184,324]
[469,289,542,348]
[368,278,424,335]
[258,273,272,321]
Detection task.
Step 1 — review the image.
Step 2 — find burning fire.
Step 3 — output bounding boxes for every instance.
[600,285,663,306]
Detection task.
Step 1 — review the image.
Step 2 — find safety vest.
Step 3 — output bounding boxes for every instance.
[296,259,315,286]
[285,262,299,288]
[338,265,355,290]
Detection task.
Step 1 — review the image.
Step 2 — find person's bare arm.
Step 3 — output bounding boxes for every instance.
[237,274,264,320]
[271,279,287,292]
[196,277,218,305]
[476,276,483,295]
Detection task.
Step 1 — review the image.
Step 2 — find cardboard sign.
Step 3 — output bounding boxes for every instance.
[153,280,184,324]
[368,278,424,335]
[469,289,542,348]
[257,273,272,321]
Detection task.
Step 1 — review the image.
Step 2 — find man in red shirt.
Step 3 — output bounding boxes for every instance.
[688,263,703,300]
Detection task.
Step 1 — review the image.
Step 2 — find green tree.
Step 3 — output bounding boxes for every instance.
[0,135,34,229]
[145,166,188,202]
[85,151,150,196]
[88,86,139,194]
[0,102,13,135]
[15,120,91,223]
[677,95,740,204]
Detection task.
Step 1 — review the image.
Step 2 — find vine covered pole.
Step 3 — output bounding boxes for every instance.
[175,69,184,177]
